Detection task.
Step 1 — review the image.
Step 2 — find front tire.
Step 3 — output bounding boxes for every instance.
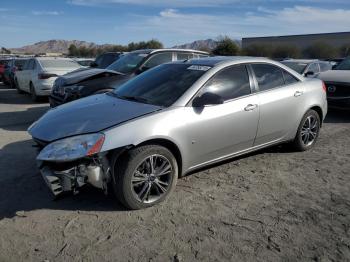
[291,109,321,151]
[30,83,39,102]
[113,145,178,210]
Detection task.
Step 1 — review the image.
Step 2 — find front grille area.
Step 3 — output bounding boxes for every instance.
[324,82,350,98]
[33,137,49,149]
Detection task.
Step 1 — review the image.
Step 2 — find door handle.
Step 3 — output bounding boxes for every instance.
[244,104,258,111]
[294,91,303,97]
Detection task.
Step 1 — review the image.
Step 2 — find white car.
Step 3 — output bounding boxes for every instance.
[15,57,82,101]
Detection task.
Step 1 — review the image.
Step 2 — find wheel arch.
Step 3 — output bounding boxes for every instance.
[136,138,183,177]
[309,105,323,127]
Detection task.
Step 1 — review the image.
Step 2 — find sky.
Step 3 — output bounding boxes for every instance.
[1,0,350,48]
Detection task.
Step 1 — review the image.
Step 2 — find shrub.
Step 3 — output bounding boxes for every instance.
[212,36,240,56]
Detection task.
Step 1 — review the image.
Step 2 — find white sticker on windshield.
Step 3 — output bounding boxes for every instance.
[187,65,211,71]
[138,54,148,57]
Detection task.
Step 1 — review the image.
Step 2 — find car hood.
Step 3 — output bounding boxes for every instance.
[59,68,122,86]
[29,93,163,142]
[318,70,350,83]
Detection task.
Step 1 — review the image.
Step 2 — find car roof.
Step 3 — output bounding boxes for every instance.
[35,57,75,61]
[176,56,277,67]
[282,59,319,64]
[129,48,209,55]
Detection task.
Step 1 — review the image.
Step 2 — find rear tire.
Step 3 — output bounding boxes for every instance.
[290,109,321,151]
[113,145,178,210]
[15,79,24,94]
[30,83,39,102]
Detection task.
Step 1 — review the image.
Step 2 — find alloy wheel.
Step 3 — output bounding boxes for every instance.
[131,154,173,204]
[301,115,319,146]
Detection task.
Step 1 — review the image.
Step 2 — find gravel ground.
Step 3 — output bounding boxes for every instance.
[0,83,349,262]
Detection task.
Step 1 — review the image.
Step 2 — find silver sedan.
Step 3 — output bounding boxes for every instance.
[29,56,328,209]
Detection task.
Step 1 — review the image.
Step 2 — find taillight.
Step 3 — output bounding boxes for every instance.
[38,73,57,79]
[322,81,327,92]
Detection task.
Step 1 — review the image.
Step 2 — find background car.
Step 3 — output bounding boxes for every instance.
[281,59,332,77]
[3,57,29,88]
[90,52,124,69]
[0,58,11,83]
[325,58,345,69]
[29,57,327,209]
[73,58,95,67]
[15,57,82,101]
[318,57,350,109]
[49,49,209,107]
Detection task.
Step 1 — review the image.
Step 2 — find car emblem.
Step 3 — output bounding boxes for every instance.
[328,86,336,93]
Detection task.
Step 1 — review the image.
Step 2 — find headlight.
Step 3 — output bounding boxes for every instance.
[37,133,105,162]
[64,85,85,94]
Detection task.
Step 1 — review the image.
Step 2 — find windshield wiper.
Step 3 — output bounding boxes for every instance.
[117,95,151,104]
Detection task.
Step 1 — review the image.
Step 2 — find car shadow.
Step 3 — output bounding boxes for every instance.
[0,106,49,131]
[0,139,126,219]
[324,108,350,123]
[0,84,49,105]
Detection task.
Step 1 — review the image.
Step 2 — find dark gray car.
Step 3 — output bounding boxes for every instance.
[49,49,209,107]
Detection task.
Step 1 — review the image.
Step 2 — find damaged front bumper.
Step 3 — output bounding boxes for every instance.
[38,156,111,197]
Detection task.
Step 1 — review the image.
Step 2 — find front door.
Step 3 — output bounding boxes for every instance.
[184,64,260,169]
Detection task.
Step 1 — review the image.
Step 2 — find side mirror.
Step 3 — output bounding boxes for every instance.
[192,92,224,107]
[136,66,150,75]
[304,71,315,77]
[90,62,98,68]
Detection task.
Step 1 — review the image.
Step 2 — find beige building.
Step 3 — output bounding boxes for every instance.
[242,32,350,49]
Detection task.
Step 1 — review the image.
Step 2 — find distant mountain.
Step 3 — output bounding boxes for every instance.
[173,39,218,51]
[10,40,111,54]
[8,38,242,55]
[173,38,242,51]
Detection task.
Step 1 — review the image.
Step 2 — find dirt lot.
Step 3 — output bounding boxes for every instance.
[0,82,349,262]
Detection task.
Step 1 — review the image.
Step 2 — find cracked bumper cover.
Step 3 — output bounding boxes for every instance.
[38,157,110,196]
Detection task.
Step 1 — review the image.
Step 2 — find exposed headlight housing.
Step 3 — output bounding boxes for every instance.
[37,133,105,162]
[64,85,85,94]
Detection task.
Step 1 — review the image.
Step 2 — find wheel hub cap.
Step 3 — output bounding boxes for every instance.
[131,154,172,204]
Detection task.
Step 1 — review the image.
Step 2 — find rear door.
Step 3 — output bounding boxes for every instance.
[17,59,33,91]
[184,64,260,168]
[250,63,304,146]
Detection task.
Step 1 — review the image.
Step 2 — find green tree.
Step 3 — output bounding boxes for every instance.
[212,36,240,56]
[339,44,350,57]
[242,43,273,57]
[303,42,337,59]
[68,44,78,56]
[271,45,301,59]
[1,47,11,54]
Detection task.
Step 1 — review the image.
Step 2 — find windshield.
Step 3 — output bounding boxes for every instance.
[334,58,350,70]
[15,59,28,67]
[40,59,81,69]
[281,61,307,74]
[113,64,209,107]
[106,53,147,74]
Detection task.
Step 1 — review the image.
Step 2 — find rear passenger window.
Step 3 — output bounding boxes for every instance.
[143,52,173,69]
[282,70,299,85]
[251,64,285,91]
[199,65,251,101]
[307,63,319,73]
[319,63,331,72]
[176,53,193,61]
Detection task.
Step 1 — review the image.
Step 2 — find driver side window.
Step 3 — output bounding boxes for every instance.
[198,65,251,102]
